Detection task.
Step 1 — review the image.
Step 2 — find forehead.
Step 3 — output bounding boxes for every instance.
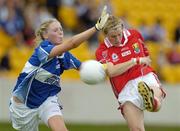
[107,28,122,36]
[48,21,62,29]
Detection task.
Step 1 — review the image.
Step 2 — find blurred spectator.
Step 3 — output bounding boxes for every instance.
[149,18,166,43]
[0,0,25,45]
[0,50,11,71]
[167,44,180,64]
[120,12,131,29]
[75,0,100,49]
[61,0,75,6]
[0,0,6,21]
[157,48,169,67]
[138,19,151,41]
[23,18,35,46]
[46,0,61,19]
[24,3,53,31]
[173,19,180,44]
[75,0,98,32]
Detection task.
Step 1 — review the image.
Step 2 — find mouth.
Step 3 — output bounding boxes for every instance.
[59,37,63,42]
[114,42,120,45]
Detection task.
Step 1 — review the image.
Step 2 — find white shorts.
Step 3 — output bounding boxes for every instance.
[118,72,161,110]
[9,95,62,131]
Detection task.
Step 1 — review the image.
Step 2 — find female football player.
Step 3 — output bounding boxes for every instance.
[96,15,166,131]
[9,6,109,131]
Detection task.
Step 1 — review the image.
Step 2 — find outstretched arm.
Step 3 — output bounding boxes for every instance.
[49,6,109,58]
[49,27,97,58]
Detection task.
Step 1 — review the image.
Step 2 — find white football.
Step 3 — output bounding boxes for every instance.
[80,60,106,85]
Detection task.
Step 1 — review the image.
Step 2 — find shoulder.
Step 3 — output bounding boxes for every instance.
[95,42,108,60]
[96,42,107,53]
[128,29,141,35]
[40,40,54,47]
[62,51,78,60]
[128,29,143,40]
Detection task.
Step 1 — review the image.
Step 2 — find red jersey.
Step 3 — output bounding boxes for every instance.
[96,29,154,97]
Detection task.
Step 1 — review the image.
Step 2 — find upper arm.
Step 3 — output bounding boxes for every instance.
[135,30,149,56]
[95,46,107,63]
[49,40,74,58]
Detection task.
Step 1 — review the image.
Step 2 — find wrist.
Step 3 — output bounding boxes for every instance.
[132,57,141,65]
[131,58,137,65]
[95,25,99,31]
[136,57,140,65]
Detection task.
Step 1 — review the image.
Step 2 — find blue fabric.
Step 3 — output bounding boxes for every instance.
[12,40,81,108]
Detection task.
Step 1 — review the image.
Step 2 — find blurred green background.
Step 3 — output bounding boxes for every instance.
[1,123,180,131]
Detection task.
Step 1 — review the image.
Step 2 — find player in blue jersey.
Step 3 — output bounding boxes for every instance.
[9,6,109,131]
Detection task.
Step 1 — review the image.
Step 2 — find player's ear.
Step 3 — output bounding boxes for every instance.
[43,32,48,39]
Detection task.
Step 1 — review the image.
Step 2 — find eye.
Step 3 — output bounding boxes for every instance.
[59,27,63,31]
[111,35,116,38]
[118,33,122,37]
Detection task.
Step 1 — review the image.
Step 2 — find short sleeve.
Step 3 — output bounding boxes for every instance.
[95,45,107,64]
[37,40,54,63]
[60,52,81,70]
[136,30,149,56]
[133,30,149,56]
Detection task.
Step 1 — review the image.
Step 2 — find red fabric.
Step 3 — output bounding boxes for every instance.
[96,29,154,95]
[137,57,140,64]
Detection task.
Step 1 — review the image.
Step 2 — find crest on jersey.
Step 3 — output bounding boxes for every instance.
[112,53,119,62]
[102,50,108,59]
[132,43,140,53]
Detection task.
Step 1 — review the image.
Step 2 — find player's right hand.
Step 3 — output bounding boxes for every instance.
[140,56,151,65]
[95,5,109,31]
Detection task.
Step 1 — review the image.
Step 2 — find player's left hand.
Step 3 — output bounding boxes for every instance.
[140,56,151,65]
[95,5,109,31]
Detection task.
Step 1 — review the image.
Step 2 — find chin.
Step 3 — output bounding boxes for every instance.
[56,40,62,45]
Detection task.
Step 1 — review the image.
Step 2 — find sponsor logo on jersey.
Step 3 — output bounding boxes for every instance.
[121,47,129,51]
[112,53,119,62]
[132,43,140,53]
[102,50,108,59]
[44,75,60,87]
[121,50,131,57]
[56,60,60,69]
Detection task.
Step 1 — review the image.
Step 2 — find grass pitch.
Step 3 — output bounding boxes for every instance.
[1,122,180,131]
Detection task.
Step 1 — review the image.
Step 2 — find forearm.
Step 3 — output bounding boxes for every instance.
[69,27,96,48]
[106,59,136,77]
[49,27,96,58]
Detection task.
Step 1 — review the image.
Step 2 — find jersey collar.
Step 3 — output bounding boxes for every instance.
[104,29,131,48]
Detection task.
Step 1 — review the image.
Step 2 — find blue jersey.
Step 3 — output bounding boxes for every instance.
[12,40,81,109]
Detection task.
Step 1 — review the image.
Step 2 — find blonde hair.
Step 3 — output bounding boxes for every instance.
[35,18,59,45]
[103,15,124,35]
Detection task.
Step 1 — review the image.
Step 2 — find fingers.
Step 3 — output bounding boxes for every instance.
[95,5,109,30]
[101,5,107,16]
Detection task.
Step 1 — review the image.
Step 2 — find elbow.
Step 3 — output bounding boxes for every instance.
[69,39,78,49]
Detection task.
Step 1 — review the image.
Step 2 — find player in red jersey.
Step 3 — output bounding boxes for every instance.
[96,15,166,131]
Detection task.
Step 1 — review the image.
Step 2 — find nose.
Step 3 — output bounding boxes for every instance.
[114,36,120,43]
[58,30,63,36]
[116,35,122,43]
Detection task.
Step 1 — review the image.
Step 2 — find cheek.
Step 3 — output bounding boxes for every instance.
[109,37,115,43]
[49,34,58,41]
